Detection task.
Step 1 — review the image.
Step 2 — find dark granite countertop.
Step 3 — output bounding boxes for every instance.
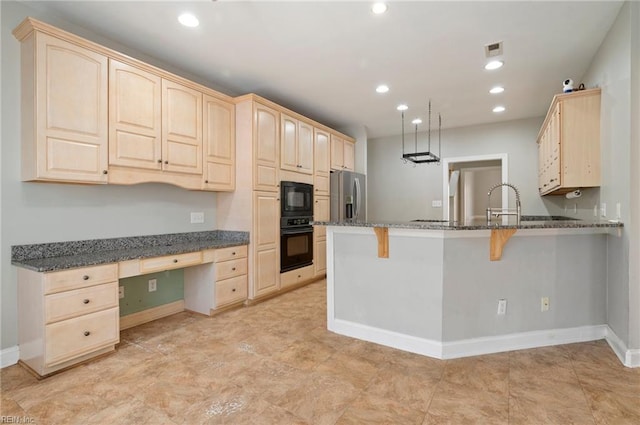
[312,216,623,231]
[12,230,249,272]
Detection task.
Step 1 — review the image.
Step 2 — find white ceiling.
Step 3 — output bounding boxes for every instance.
[22,0,623,139]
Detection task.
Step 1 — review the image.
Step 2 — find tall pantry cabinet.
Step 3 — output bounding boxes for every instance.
[217,95,281,301]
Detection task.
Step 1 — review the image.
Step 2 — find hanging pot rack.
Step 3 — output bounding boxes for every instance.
[400,100,441,164]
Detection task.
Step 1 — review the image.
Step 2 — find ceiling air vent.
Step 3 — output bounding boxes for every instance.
[485,41,503,57]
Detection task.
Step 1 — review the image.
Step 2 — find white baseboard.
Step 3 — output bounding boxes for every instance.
[605,326,640,368]
[1,346,20,368]
[330,318,614,361]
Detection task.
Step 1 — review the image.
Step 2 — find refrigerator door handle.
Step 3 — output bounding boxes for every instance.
[354,178,361,219]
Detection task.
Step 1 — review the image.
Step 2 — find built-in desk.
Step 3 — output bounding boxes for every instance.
[11,230,249,378]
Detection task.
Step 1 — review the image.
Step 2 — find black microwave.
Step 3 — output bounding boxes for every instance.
[281,181,313,218]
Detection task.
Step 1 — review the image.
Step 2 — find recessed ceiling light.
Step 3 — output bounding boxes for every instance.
[396,104,408,111]
[484,60,504,70]
[411,118,422,125]
[376,84,389,93]
[372,2,388,14]
[493,106,506,113]
[178,13,199,28]
[489,86,505,94]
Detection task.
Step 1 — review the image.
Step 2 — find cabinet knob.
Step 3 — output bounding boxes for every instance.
[157,159,162,164]
[82,275,89,281]
[84,331,91,337]
[164,161,169,165]
[103,170,108,175]
[205,180,209,184]
[173,259,178,263]
[232,267,236,271]
[232,288,236,292]
[83,299,90,304]
[232,252,236,256]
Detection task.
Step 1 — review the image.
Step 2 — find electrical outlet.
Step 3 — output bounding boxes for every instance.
[148,279,157,292]
[118,286,125,299]
[432,200,443,208]
[541,296,550,312]
[497,299,507,315]
[190,212,204,224]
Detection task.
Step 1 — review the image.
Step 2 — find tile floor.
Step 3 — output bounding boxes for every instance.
[2,279,640,424]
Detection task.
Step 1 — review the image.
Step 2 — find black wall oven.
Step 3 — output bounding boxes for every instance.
[280,181,314,273]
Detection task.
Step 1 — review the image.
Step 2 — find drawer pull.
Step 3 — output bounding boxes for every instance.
[83,299,90,304]
[83,331,91,337]
[232,267,236,271]
[232,252,236,256]
[232,288,236,292]
[173,259,178,263]
[82,275,89,281]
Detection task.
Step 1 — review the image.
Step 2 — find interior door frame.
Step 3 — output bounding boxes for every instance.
[441,153,509,221]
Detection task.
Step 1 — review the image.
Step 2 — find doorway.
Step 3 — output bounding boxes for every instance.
[441,154,508,222]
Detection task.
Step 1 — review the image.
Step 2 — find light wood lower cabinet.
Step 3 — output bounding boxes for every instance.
[281,265,314,288]
[213,246,248,310]
[18,264,120,377]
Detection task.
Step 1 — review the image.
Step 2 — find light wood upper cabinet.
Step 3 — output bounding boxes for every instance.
[109,59,162,170]
[536,88,601,195]
[203,95,235,191]
[330,134,355,171]
[280,114,313,175]
[314,129,330,196]
[17,30,109,183]
[254,103,280,191]
[162,80,203,175]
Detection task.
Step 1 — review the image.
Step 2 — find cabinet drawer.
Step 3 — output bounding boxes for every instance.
[215,258,247,281]
[215,275,248,307]
[44,264,118,294]
[45,307,119,367]
[280,265,314,288]
[45,282,118,324]
[139,251,202,274]
[214,245,247,263]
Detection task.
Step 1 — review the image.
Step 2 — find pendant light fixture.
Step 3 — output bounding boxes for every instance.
[400,100,441,164]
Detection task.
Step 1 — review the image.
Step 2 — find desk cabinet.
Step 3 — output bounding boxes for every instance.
[18,264,119,377]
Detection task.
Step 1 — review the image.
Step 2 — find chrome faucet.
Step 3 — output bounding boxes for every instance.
[486,182,521,223]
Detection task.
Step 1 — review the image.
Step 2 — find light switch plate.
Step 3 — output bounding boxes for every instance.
[432,200,443,208]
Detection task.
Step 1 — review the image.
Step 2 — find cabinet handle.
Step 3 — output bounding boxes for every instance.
[103,170,108,175]
[157,159,162,164]
[164,161,169,165]
[232,252,236,256]
[232,288,236,292]
[205,180,209,184]
[232,267,236,271]
[82,275,89,281]
[173,259,178,263]
[298,274,301,278]
[83,331,91,337]
[83,299,90,304]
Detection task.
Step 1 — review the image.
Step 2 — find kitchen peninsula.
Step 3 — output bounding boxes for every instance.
[314,218,623,360]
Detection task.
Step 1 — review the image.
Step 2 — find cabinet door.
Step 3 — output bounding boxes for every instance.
[280,114,298,172]
[254,103,279,191]
[343,140,355,171]
[330,135,344,170]
[109,59,162,170]
[254,191,280,297]
[314,237,327,277]
[314,196,330,238]
[203,95,235,191]
[297,121,314,174]
[162,80,203,174]
[314,129,330,196]
[33,33,108,183]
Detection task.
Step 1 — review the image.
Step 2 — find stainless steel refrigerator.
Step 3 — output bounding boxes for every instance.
[330,170,367,222]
